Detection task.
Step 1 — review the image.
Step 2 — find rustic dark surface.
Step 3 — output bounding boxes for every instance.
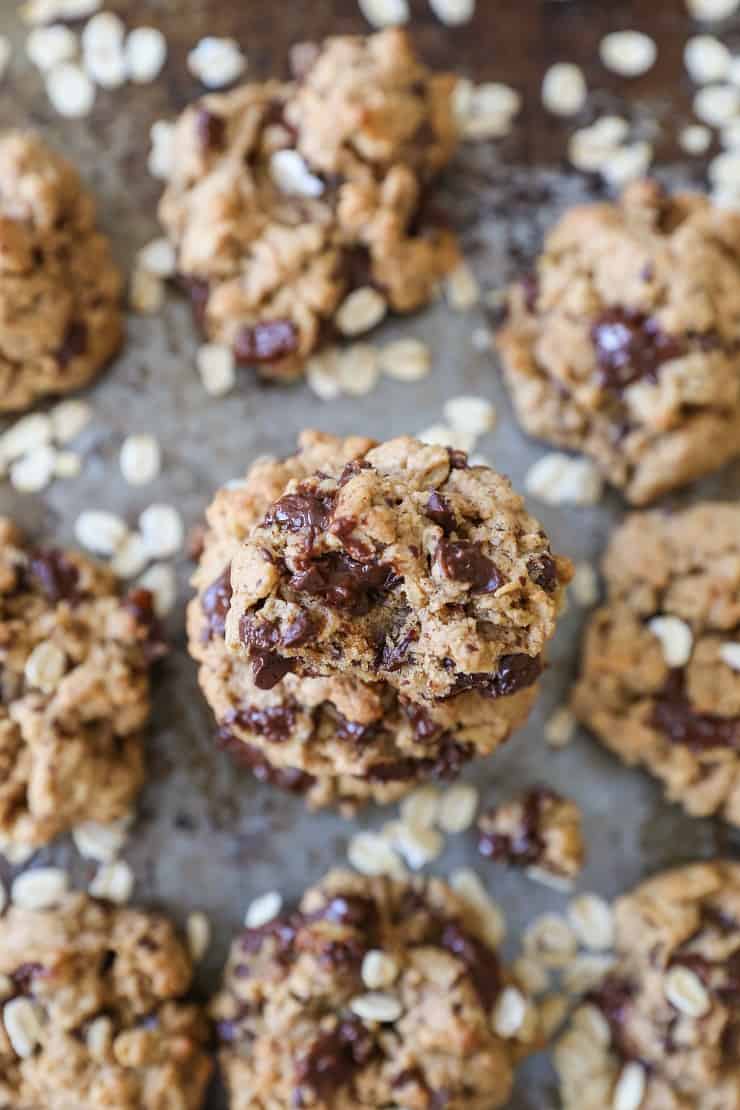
[1,2,739,1109]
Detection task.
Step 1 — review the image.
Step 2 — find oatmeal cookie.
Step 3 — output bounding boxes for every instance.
[189,432,554,807]
[0,892,212,1109]
[159,29,459,383]
[478,787,585,882]
[0,131,123,411]
[556,862,740,1110]
[497,179,740,504]
[212,868,538,1110]
[572,502,740,825]
[0,518,165,852]
[226,434,571,704]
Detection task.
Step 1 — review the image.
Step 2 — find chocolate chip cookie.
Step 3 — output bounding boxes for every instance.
[189,432,561,807]
[497,180,740,504]
[572,502,740,824]
[159,29,459,383]
[478,788,585,882]
[0,892,212,1109]
[0,131,123,412]
[556,862,740,1110]
[0,518,165,853]
[212,868,539,1110]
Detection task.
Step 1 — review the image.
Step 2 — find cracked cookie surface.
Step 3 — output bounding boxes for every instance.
[557,862,740,1110]
[0,892,212,1109]
[212,868,538,1110]
[189,432,548,808]
[159,29,459,382]
[497,180,740,504]
[0,518,165,852]
[572,502,740,825]
[478,788,584,882]
[0,131,123,411]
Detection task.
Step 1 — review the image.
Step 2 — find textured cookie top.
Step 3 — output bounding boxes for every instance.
[212,869,537,1110]
[189,432,541,808]
[478,788,584,881]
[0,131,123,411]
[227,435,571,703]
[158,30,459,379]
[0,893,212,1109]
[572,502,740,824]
[585,862,740,1108]
[0,517,165,850]
[497,180,740,503]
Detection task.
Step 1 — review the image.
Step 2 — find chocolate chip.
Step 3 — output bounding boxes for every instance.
[195,107,226,151]
[56,320,88,368]
[447,448,468,470]
[234,319,299,364]
[178,276,210,328]
[401,701,443,743]
[315,894,379,932]
[478,787,558,869]
[367,734,473,784]
[528,554,558,593]
[651,670,739,752]
[264,491,336,535]
[226,705,296,743]
[29,548,80,603]
[11,962,45,994]
[338,460,373,487]
[587,975,635,1060]
[216,728,314,793]
[339,245,375,292]
[425,492,456,535]
[282,611,317,648]
[445,652,543,700]
[440,921,502,1011]
[435,540,501,594]
[240,913,300,958]
[377,628,418,671]
[252,652,295,690]
[123,588,168,664]
[295,1018,375,1102]
[239,616,296,690]
[335,714,382,746]
[201,565,232,640]
[591,308,684,392]
[289,552,400,616]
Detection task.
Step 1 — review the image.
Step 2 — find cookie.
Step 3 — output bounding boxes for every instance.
[478,787,585,882]
[211,868,539,1109]
[226,434,571,703]
[496,179,740,504]
[189,432,553,808]
[0,518,165,853]
[0,891,212,1108]
[159,29,459,383]
[0,131,123,411]
[556,862,740,1110]
[572,502,740,825]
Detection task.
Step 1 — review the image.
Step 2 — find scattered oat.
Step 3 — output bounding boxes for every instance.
[110,531,149,578]
[542,63,587,116]
[10,446,56,493]
[361,950,399,990]
[386,821,443,870]
[350,991,403,1022]
[570,562,599,606]
[0,413,52,462]
[513,956,550,996]
[81,11,126,89]
[472,326,493,351]
[358,0,410,28]
[568,115,631,172]
[454,79,522,140]
[24,640,66,692]
[567,894,615,951]
[709,148,740,189]
[664,964,711,1017]
[89,860,134,904]
[348,831,405,877]
[54,451,82,479]
[428,0,475,24]
[186,911,211,961]
[269,148,325,198]
[139,504,184,558]
[21,0,100,24]
[137,237,176,278]
[11,867,68,910]
[0,840,35,866]
[378,338,431,381]
[134,563,177,617]
[562,953,616,995]
[445,262,480,310]
[306,350,342,400]
[335,288,387,337]
[545,706,577,749]
[525,453,603,506]
[524,913,579,968]
[680,123,712,154]
[444,395,496,437]
[399,786,440,830]
[120,434,161,486]
[599,31,656,77]
[417,423,476,452]
[86,1015,113,1060]
[600,141,653,187]
[539,993,569,1039]
[450,868,506,946]
[26,24,77,71]
[197,343,236,396]
[613,1061,646,1110]
[686,0,740,17]
[187,36,246,89]
[148,119,175,180]
[694,82,740,125]
[720,641,740,669]
[685,34,731,83]
[492,985,528,1037]
[2,998,44,1059]
[336,344,381,396]
[130,268,165,314]
[571,1003,612,1045]
[50,399,92,444]
[648,615,694,667]
[438,783,478,833]
[75,510,128,556]
[125,26,167,83]
[245,890,282,928]
[72,815,132,862]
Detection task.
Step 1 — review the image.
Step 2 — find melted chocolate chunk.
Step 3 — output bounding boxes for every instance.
[226,704,296,743]
[289,552,400,616]
[440,922,502,1011]
[426,492,456,535]
[264,491,336,536]
[447,448,468,470]
[56,320,88,368]
[443,653,543,700]
[315,894,379,932]
[401,701,444,743]
[179,276,210,327]
[339,245,375,292]
[282,611,317,647]
[240,913,301,958]
[123,588,168,664]
[377,628,419,671]
[338,460,373,487]
[335,714,382,746]
[591,308,684,391]
[29,548,80,603]
[201,565,232,640]
[239,617,296,690]
[367,735,474,784]
[234,319,299,364]
[195,107,226,151]
[528,554,558,593]
[478,787,558,868]
[587,975,635,1060]
[295,1017,375,1102]
[651,670,740,752]
[435,540,501,594]
[11,962,45,994]
[216,728,314,793]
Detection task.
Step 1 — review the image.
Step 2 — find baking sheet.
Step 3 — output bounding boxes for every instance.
[1,9,739,1109]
